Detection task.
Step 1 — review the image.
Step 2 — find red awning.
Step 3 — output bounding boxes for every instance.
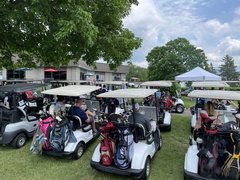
[44,68,57,72]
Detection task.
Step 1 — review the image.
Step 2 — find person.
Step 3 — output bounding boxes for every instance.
[164,92,174,111]
[108,103,123,122]
[70,98,96,133]
[128,103,153,133]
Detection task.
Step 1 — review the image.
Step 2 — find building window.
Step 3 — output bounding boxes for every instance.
[112,73,121,81]
[96,73,105,81]
[7,70,25,79]
[80,72,86,80]
[44,69,66,80]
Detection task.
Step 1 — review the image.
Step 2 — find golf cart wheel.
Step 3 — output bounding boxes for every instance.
[158,135,163,151]
[72,142,85,160]
[11,133,27,148]
[139,157,151,179]
[176,104,184,113]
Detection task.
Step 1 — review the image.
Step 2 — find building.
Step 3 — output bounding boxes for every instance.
[1,60,129,82]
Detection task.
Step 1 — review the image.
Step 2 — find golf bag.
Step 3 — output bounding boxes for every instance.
[115,126,134,169]
[99,122,116,166]
[38,115,55,150]
[50,117,71,152]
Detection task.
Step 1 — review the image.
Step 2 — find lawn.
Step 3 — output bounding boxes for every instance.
[181,96,194,109]
[0,115,191,180]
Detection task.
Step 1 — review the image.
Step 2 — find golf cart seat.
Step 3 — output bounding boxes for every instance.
[135,123,154,144]
[70,115,92,132]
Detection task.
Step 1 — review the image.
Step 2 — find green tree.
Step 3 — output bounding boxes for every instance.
[126,62,148,81]
[0,0,141,69]
[209,62,217,74]
[219,55,239,81]
[146,38,209,80]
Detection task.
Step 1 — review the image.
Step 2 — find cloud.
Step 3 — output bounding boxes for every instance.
[218,37,240,56]
[234,6,240,16]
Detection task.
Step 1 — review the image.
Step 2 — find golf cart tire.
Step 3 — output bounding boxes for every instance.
[138,157,151,180]
[165,125,171,131]
[158,135,163,151]
[11,133,27,148]
[176,104,184,113]
[72,142,85,160]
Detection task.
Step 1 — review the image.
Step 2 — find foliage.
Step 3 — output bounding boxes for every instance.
[126,62,148,81]
[146,38,209,80]
[0,0,141,69]
[219,55,239,81]
[209,62,217,74]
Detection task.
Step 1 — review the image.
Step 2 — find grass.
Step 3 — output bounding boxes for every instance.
[0,115,191,180]
[181,96,195,109]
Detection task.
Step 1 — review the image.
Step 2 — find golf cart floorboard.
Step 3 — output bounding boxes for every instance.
[91,160,143,178]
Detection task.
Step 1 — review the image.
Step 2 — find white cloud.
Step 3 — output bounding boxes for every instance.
[133,60,148,68]
[217,37,240,56]
[234,6,240,16]
[204,19,230,34]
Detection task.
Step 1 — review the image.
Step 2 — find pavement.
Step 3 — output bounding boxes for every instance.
[172,108,192,116]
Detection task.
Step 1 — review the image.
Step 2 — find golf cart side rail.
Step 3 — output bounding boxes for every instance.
[188,90,240,100]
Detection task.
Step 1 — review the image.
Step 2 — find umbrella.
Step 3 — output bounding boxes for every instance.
[44,68,57,79]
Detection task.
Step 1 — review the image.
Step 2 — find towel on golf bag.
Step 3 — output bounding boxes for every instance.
[30,125,44,154]
[115,127,134,169]
[50,116,76,152]
[37,115,54,150]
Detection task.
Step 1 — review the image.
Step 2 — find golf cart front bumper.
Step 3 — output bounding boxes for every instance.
[90,160,143,178]
[184,170,216,180]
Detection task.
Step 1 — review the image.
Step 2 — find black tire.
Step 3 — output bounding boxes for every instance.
[71,142,85,160]
[138,157,151,180]
[176,104,184,113]
[11,133,27,148]
[165,124,171,131]
[158,135,162,151]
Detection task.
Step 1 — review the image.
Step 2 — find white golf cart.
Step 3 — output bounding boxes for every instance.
[141,81,185,113]
[0,83,45,148]
[184,90,240,180]
[190,82,232,131]
[41,85,101,159]
[91,88,162,179]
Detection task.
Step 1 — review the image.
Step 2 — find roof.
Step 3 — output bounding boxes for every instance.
[141,81,172,87]
[97,81,128,85]
[41,85,100,96]
[192,81,230,88]
[0,83,46,93]
[188,90,240,100]
[97,89,158,98]
[50,80,87,84]
[175,67,221,81]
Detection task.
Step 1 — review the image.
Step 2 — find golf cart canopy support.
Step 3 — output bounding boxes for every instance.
[41,85,100,96]
[188,90,240,100]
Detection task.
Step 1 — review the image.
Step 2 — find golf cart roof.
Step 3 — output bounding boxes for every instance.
[192,81,230,88]
[0,83,46,93]
[141,81,172,87]
[97,89,158,98]
[188,90,240,100]
[41,85,100,96]
[50,80,87,84]
[97,81,128,85]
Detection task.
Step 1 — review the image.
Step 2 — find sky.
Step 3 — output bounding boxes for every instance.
[123,0,240,69]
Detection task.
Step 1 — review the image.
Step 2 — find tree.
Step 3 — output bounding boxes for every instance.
[146,38,209,80]
[219,55,239,81]
[0,1,141,69]
[126,62,148,81]
[209,62,217,74]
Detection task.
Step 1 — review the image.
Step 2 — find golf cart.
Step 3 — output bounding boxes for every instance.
[91,89,162,179]
[0,83,45,148]
[190,81,232,132]
[184,90,240,180]
[39,85,101,159]
[141,81,185,113]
